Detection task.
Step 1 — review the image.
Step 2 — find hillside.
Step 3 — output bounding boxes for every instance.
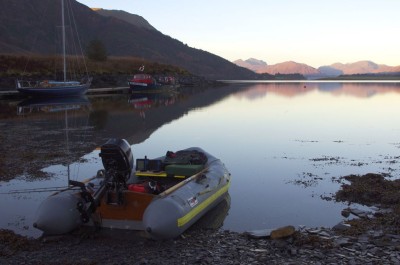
[93,8,156,31]
[0,0,257,80]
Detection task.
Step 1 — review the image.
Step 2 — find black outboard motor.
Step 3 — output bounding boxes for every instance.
[70,139,134,222]
[99,138,134,182]
[99,138,134,204]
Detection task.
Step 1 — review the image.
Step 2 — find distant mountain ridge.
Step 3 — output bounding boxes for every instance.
[234,58,400,78]
[326,61,399,75]
[233,58,267,72]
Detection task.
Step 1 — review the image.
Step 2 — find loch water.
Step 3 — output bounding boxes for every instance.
[1,81,400,238]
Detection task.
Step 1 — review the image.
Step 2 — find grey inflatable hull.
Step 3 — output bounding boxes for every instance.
[33,190,84,235]
[33,147,231,239]
[143,149,230,239]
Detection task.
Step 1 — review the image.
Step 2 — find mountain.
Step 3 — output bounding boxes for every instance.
[318,66,343,77]
[235,58,400,78]
[234,60,319,77]
[93,8,156,31]
[261,61,320,76]
[233,58,267,72]
[323,61,400,75]
[0,0,257,80]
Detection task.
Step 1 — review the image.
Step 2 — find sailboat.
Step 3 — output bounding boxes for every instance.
[16,0,92,97]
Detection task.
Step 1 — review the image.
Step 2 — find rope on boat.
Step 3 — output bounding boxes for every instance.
[0,172,97,195]
[0,186,79,195]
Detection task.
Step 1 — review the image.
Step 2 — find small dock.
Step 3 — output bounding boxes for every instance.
[87,87,130,94]
[0,87,130,99]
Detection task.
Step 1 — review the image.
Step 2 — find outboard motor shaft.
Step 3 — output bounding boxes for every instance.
[99,138,134,204]
[71,139,135,223]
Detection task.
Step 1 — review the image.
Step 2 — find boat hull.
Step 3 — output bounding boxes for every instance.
[128,73,161,91]
[17,83,90,97]
[143,178,230,239]
[94,148,231,239]
[33,190,84,235]
[128,82,161,91]
[33,146,231,239]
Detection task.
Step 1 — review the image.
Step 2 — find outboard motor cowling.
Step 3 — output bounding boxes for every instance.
[99,138,134,182]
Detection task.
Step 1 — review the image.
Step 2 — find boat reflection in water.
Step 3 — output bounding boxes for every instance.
[16,96,91,183]
[191,193,231,231]
[17,96,90,115]
[129,91,177,119]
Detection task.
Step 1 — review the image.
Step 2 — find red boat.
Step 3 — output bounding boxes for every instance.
[128,74,160,91]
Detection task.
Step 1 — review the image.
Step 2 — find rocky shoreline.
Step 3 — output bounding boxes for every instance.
[1,174,400,264]
[0,217,399,265]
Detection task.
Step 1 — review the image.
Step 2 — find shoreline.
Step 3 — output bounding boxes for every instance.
[2,172,400,264]
[1,211,399,265]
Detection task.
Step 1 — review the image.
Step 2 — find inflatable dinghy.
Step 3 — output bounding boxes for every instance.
[34,138,231,239]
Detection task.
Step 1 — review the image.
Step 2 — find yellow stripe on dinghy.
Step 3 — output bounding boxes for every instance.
[177,181,230,227]
[135,171,185,179]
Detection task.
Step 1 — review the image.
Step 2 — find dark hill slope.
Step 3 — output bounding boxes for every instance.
[93,8,156,31]
[0,0,256,80]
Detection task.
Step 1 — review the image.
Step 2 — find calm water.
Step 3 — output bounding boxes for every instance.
[1,81,400,238]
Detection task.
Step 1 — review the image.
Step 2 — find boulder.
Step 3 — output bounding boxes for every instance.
[332,222,351,231]
[270,225,296,239]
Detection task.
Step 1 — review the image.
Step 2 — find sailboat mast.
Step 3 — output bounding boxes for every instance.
[61,0,66,82]
[65,109,70,183]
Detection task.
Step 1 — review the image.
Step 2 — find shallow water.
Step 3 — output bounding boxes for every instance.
[1,81,400,237]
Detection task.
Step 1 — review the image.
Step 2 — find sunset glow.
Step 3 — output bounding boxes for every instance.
[77,0,400,68]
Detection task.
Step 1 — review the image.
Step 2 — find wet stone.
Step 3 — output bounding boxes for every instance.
[244,229,273,239]
[370,230,384,238]
[332,222,351,231]
[349,208,370,219]
[270,225,296,239]
[334,237,353,247]
[341,208,351,218]
[289,247,297,256]
[358,234,370,243]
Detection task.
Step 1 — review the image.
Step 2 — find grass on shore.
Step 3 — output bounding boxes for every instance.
[0,54,190,77]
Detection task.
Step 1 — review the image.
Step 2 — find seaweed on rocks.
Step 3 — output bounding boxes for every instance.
[335,173,400,236]
[0,229,37,257]
[335,173,400,207]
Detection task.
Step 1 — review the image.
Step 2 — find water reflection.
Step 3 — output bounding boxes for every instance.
[1,82,400,237]
[0,97,92,182]
[128,91,178,119]
[191,193,231,230]
[233,82,400,99]
[17,96,90,115]
[1,86,244,181]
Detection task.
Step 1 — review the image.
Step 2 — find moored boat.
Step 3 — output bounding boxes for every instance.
[16,79,92,97]
[33,139,231,239]
[16,0,91,97]
[128,73,160,91]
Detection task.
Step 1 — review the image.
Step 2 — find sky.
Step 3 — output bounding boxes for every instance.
[76,0,400,68]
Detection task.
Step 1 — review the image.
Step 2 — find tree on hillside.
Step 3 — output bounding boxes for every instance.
[86,39,108,61]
